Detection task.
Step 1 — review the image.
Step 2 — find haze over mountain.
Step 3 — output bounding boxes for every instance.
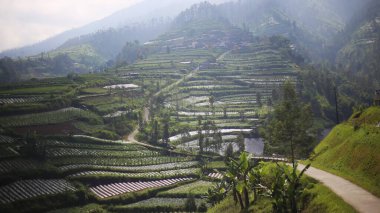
[0,0,231,58]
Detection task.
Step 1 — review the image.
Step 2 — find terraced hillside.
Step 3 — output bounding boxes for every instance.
[158,38,299,154]
[0,3,332,212]
[0,134,215,212]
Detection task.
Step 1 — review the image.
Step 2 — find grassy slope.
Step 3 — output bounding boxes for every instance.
[207,182,355,213]
[311,106,380,197]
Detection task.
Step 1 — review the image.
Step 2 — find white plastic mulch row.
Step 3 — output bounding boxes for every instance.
[208,173,223,179]
[90,178,193,199]
[0,97,42,104]
[0,179,76,204]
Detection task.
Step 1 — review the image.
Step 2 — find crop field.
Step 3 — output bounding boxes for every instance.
[0,159,41,174]
[50,155,193,167]
[0,107,101,127]
[0,135,15,144]
[59,161,199,173]
[0,26,303,212]
[69,168,200,180]
[110,197,207,212]
[0,96,42,104]
[46,140,143,151]
[208,173,223,179]
[90,178,193,199]
[0,179,76,204]
[46,147,160,158]
[154,41,299,155]
[158,180,215,197]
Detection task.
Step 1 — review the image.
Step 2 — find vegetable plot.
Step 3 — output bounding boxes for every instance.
[0,159,40,174]
[208,173,223,179]
[0,179,76,204]
[90,178,193,199]
[0,107,100,127]
[0,135,15,144]
[70,168,200,179]
[0,97,42,104]
[59,161,199,172]
[46,147,159,158]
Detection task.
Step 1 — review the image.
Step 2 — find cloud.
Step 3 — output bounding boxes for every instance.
[0,0,141,51]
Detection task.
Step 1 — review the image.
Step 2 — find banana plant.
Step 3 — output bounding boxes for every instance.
[271,162,311,213]
[224,152,255,210]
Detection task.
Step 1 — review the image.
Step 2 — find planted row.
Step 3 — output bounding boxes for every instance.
[47,140,143,151]
[59,161,199,172]
[46,147,159,158]
[51,156,193,167]
[70,168,200,179]
[0,97,42,104]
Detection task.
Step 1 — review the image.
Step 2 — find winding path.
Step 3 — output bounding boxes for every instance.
[298,164,380,213]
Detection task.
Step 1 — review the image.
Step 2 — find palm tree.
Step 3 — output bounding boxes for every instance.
[209,95,215,116]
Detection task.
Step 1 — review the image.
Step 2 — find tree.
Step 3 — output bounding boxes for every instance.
[213,131,223,152]
[237,133,245,153]
[185,196,197,211]
[138,110,145,131]
[267,97,273,107]
[261,83,314,212]
[264,81,314,166]
[150,120,159,144]
[224,152,261,210]
[209,96,215,116]
[163,121,170,144]
[225,143,234,161]
[239,110,245,121]
[272,88,280,103]
[256,92,262,107]
[271,162,310,213]
[198,116,204,153]
[223,106,228,118]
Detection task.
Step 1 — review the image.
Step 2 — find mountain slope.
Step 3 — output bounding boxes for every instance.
[335,0,380,88]
[0,0,226,58]
[53,22,170,62]
[310,106,380,197]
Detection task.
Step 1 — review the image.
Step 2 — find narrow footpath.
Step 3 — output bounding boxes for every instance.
[298,164,380,213]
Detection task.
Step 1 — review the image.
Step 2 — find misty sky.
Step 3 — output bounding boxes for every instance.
[0,0,142,52]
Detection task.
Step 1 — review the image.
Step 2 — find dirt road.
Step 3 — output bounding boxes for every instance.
[298,164,380,213]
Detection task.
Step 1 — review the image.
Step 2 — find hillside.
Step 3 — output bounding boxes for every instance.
[335,0,380,88]
[0,0,222,58]
[310,106,380,197]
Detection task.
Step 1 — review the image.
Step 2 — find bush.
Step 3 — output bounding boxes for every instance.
[95,130,119,140]
[185,196,197,212]
[198,202,208,212]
